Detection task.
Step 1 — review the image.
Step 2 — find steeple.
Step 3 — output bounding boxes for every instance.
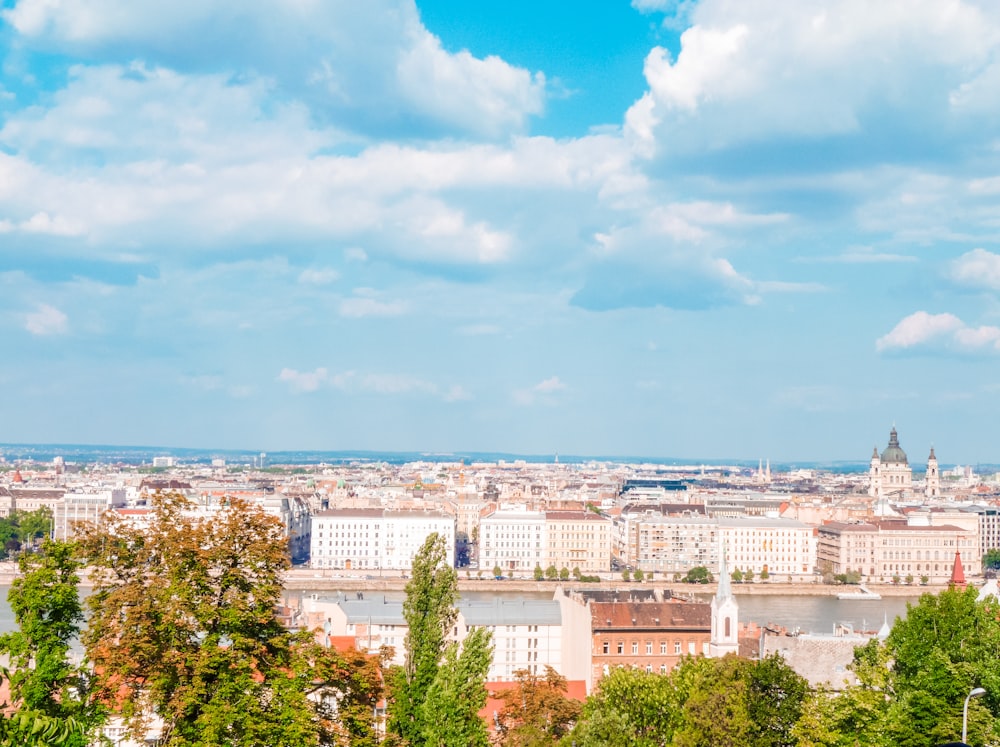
[949,551,967,589]
[710,545,739,657]
[716,545,733,603]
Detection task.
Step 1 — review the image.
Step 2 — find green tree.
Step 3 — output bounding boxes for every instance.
[568,667,678,747]
[732,567,744,583]
[632,569,644,582]
[559,567,570,582]
[16,508,53,548]
[387,533,458,747]
[545,565,558,581]
[419,626,492,747]
[984,548,1000,570]
[495,666,581,746]
[747,654,809,747]
[744,568,755,583]
[493,565,504,579]
[0,540,100,746]
[533,565,544,581]
[572,567,581,580]
[79,493,321,746]
[683,566,712,584]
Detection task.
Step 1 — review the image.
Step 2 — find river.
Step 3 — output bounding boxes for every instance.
[0,586,923,637]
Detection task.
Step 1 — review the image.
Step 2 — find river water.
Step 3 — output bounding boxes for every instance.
[0,587,922,637]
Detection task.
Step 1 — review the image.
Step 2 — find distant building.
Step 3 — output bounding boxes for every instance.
[556,587,712,693]
[310,508,455,570]
[869,427,912,499]
[818,518,980,582]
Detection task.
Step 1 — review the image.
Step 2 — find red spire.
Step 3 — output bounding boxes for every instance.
[949,550,967,589]
[11,469,22,484]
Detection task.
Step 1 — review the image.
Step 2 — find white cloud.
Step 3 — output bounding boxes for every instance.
[534,376,566,393]
[457,324,502,336]
[277,367,329,393]
[298,267,339,285]
[23,303,69,335]
[339,294,408,318]
[624,0,1000,158]
[949,248,1000,291]
[876,311,1000,353]
[513,376,567,406]
[4,0,546,141]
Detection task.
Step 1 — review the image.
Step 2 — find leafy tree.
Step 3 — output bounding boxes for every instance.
[419,626,492,747]
[493,565,503,579]
[684,566,712,584]
[672,655,753,747]
[632,569,644,582]
[0,540,100,746]
[533,565,544,582]
[79,492,322,746]
[17,508,53,547]
[387,533,458,747]
[304,643,388,747]
[984,548,1000,570]
[747,654,809,747]
[732,567,744,583]
[544,565,558,581]
[568,667,678,746]
[622,570,631,582]
[572,567,581,580]
[559,567,570,581]
[904,573,914,585]
[759,568,770,581]
[494,666,581,746]
[744,568,755,583]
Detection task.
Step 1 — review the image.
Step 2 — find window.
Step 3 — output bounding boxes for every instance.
[602,642,609,654]
[617,642,624,654]
[660,642,667,654]
[646,641,653,655]
[674,642,681,654]
[632,642,638,655]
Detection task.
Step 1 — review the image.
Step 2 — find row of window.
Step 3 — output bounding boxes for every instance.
[600,640,702,656]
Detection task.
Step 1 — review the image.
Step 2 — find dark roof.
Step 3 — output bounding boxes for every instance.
[590,600,710,631]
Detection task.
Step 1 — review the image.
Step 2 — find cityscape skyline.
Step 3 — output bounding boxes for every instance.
[5,1,1000,460]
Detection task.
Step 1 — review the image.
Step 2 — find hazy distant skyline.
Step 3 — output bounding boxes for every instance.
[3,1,1000,461]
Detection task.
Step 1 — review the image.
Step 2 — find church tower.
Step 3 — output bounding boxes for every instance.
[925,447,940,498]
[868,446,881,498]
[710,547,739,657]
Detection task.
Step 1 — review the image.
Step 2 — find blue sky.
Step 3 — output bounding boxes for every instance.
[3,0,1000,462]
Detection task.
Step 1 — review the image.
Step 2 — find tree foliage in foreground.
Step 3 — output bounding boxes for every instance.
[494,665,581,746]
[568,654,807,747]
[77,492,386,747]
[0,540,99,746]
[387,532,460,747]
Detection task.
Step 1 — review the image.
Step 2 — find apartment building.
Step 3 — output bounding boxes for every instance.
[818,519,980,582]
[544,510,612,573]
[302,593,563,681]
[478,508,546,575]
[615,513,816,580]
[717,517,817,579]
[556,587,712,693]
[310,508,455,570]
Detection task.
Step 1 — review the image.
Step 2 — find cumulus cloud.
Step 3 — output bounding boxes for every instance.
[3,0,546,141]
[513,376,567,406]
[23,304,69,335]
[277,367,329,393]
[949,248,1000,291]
[339,294,408,318]
[876,311,1000,353]
[624,0,1000,160]
[298,268,340,285]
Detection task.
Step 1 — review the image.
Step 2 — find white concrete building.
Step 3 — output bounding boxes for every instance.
[479,508,546,575]
[718,516,817,579]
[310,508,455,570]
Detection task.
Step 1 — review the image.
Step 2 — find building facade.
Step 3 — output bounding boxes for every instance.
[310,508,456,570]
[818,519,980,582]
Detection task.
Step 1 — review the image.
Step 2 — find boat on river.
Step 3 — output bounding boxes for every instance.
[837,584,881,600]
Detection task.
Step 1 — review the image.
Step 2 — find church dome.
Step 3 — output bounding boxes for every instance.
[880,427,908,465]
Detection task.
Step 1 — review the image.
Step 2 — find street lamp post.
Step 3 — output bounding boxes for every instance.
[963,687,986,744]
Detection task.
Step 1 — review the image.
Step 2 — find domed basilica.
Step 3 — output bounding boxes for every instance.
[868,427,939,499]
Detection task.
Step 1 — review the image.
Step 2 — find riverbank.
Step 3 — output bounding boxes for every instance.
[280,569,950,597]
[0,562,958,598]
